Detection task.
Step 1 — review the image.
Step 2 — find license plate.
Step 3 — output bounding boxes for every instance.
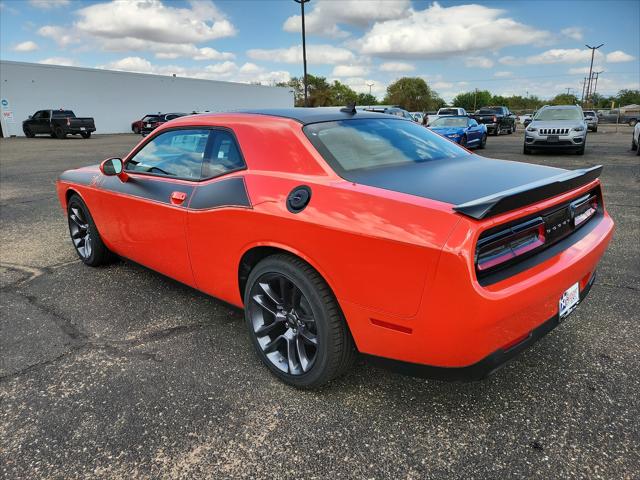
[81,127,85,131]
[547,135,559,143]
[559,282,580,319]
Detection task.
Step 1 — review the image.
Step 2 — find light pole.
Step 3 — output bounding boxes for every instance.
[366,82,374,108]
[584,43,604,106]
[294,0,310,107]
[592,71,604,104]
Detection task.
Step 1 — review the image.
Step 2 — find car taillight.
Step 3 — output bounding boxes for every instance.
[571,194,598,228]
[476,218,546,272]
[66,117,71,126]
[492,116,497,122]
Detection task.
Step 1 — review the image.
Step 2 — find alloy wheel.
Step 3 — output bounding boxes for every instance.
[68,206,92,259]
[248,273,318,375]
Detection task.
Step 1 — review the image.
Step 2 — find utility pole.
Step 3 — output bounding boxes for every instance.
[294,0,310,107]
[592,71,604,104]
[473,88,478,112]
[584,43,604,106]
[581,77,587,105]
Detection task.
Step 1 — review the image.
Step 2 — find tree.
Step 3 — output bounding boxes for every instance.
[357,92,379,106]
[615,89,640,107]
[383,77,440,111]
[451,90,492,111]
[329,80,358,106]
[277,75,361,107]
[550,93,579,105]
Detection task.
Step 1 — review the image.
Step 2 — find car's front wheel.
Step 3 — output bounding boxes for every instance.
[478,133,487,149]
[23,127,35,138]
[67,194,113,266]
[54,126,66,139]
[244,254,356,388]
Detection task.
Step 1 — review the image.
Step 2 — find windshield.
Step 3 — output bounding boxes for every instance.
[430,117,467,127]
[304,118,468,174]
[534,108,582,121]
[438,109,458,115]
[143,115,160,122]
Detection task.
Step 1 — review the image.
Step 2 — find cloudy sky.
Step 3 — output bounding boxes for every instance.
[1,0,638,101]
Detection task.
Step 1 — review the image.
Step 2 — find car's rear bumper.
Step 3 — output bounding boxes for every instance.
[343,195,614,372]
[364,272,595,381]
[68,127,96,134]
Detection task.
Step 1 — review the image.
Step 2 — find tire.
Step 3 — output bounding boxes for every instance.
[576,143,586,155]
[23,127,35,138]
[593,126,597,132]
[244,254,356,388]
[460,135,467,147]
[67,194,113,266]
[512,123,516,133]
[523,144,532,154]
[80,132,91,139]
[478,133,487,149]
[494,126,500,136]
[632,138,638,151]
[133,125,140,134]
[637,143,640,156]
[54,126,66,139]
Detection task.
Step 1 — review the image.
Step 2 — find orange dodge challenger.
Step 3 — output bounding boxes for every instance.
[57,108,614,388]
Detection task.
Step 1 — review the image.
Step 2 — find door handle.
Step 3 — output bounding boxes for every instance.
[170,191,187,205]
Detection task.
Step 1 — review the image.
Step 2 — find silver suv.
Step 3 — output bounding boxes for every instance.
[583,110,598,132]
[524,105,587,155]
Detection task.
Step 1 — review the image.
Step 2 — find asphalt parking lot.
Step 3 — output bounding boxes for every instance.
[1,126,639,479]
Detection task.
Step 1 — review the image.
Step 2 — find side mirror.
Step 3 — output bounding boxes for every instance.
[100,157,128,181]
[28,115,33,119]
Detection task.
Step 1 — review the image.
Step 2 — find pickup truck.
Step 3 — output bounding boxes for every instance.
[23,109,96,139]
[473,106,516,135]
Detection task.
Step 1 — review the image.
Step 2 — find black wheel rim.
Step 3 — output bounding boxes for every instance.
[248,273,318,375]
[68,205,92,259]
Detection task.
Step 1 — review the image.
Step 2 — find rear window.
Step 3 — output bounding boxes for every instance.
[584,111,596,117]
[52,110,75,118]
[478,108,500,114]
[304,118,468,174]
[430,117,467,127]
[438,109,458,115]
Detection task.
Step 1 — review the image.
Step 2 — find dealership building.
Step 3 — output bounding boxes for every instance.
[0,60,293,137]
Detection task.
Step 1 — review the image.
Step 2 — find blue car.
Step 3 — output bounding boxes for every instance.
[428,115,487,149]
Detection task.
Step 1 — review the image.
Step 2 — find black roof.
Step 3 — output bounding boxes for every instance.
[238,107,404,125]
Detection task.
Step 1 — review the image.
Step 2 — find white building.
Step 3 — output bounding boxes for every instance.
[0,60,293,137]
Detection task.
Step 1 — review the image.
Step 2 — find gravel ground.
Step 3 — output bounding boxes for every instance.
[1,126,639,479]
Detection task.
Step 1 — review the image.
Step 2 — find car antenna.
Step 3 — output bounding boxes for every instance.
[340,102,357,114]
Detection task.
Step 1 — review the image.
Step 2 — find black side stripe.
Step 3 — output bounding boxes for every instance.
[189,177,251,210]
[60,168,251,210]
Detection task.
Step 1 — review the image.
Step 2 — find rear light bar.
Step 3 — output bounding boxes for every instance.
[475,190,600,277]
[476,218,545,272]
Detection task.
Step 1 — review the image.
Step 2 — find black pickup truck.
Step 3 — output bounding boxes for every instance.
[23,109,96,139]
[473,106,516,135]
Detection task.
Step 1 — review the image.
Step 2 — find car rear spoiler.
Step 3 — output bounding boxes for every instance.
[453,165,602,220]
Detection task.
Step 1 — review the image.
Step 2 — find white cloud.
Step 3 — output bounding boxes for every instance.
[28,0,70,9]
[75,0,235,44]
[358,2,550,58]
[525,48,603,64]
[606,50,635,63]
[432,81,453,90]
[493,71,513,78]
[37,25,78,47]
[465,56,494,68]
[567,66,606,75]
[332,65,369,77]
[99,37,234,61]
[283,0,410,38]
[13,41,39,52]
[561,27,583,40]
[39,57,78,67]
[247,44,355,64]
[100,56,291,85]
[498,56,519,66]
[379,62,415,72]
[341,77,386,96]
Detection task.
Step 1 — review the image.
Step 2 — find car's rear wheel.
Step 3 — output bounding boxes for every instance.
[54,126,66,139]
[633,138,638,150]
[23,127,35,138]
[478,134,487,149]
[244,254,356,388]
[67,194,113,266]
[80,132,91,139]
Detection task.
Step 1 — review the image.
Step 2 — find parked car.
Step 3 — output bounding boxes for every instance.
[518,114,532,125]
[428,115,487,149]
[363,106,414,120]
[473,106,516,135]
[23,109,95,139]
[410,112,425,124]
[524,105,587,155]
[631,121,640,155]
[583,110,598,132]
[437,107,467,117]
[132,114,160,134]
[140,112,188,135]
[56,107,613,388]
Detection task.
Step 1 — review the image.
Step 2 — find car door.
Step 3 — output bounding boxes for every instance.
[37,110,51,133]
[467,119,481,143]
[94,128,213,286]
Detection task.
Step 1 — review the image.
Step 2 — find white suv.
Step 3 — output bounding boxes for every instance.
[524,105,588,155]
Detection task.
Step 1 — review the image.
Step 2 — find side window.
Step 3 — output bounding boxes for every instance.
[202,130,246,178]
[32,111,42,119]
[41,111,50,119]
[125,129,211,180]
